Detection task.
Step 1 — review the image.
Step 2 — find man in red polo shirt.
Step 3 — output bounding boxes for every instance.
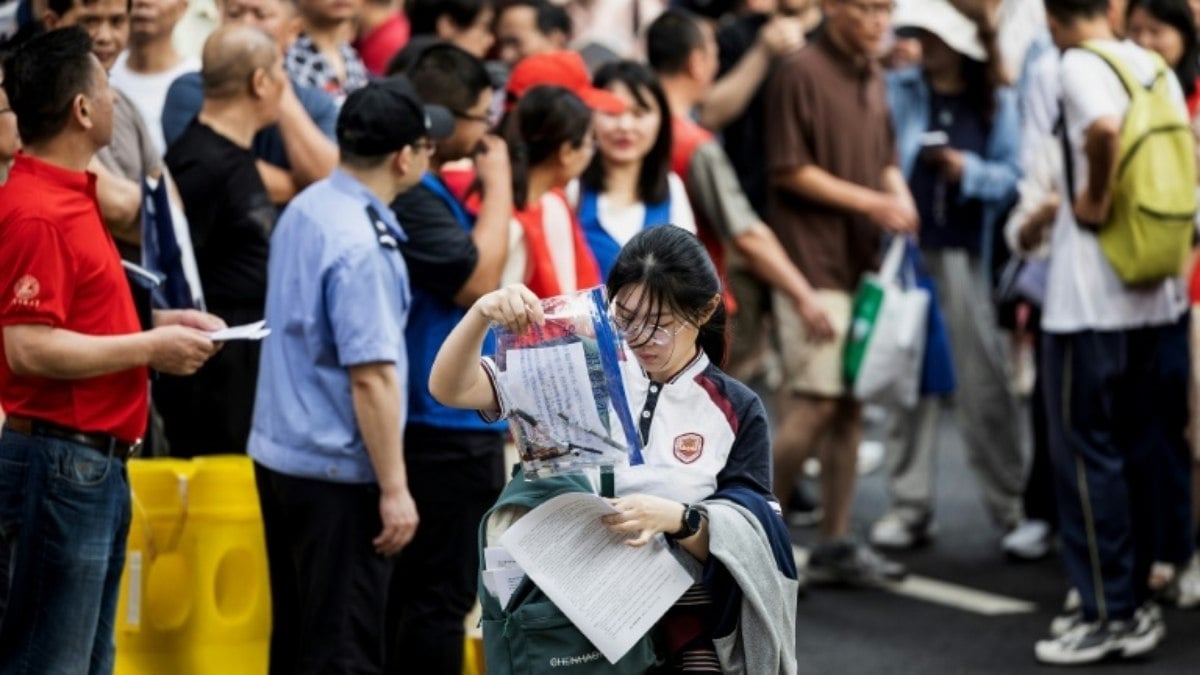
[0,28,222,675]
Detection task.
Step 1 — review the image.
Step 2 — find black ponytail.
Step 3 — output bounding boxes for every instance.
[502,85,593,210]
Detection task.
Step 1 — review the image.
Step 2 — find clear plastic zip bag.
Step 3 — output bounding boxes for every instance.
[490,286,644,480]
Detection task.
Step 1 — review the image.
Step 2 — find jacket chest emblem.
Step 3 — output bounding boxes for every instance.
[673,433,704,464]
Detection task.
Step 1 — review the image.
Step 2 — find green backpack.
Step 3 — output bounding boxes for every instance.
[476,470,660,675]
[1068,42,1197,284]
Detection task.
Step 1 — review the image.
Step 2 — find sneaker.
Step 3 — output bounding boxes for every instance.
[1133,601,1166,647]
[1050,610,1083,638]
[1002,519,1052,560]
[801,441,886,477]
[786,485,823,528]
[806,539,908,586]
[1063,588,1081,612]
[1049,601,1164,646]
[869,513,934,550]
[1034,619,1155,665]
[1175,554,1200,609]
[1050,589,1083,638]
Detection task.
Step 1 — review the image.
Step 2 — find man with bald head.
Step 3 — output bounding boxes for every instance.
[161,0,339,205]
[157,24,284,458]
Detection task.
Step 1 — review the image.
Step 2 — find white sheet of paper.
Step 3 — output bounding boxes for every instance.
[210,320,270,341]
[497,342,615,449]
[482,567,526,608]
[484,545,521,571]
[499,492,693,664]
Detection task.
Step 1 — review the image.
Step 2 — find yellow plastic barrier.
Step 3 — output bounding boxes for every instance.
[115,456,271,675]
[462,632,486,675]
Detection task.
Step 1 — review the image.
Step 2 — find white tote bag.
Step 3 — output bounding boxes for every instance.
[852,236,930,408]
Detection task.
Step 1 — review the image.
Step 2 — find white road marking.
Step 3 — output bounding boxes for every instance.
[794,546,1037,616]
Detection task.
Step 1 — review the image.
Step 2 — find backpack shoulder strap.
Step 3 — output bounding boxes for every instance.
[1057,101,1079,213]
[1079,41,1160,96]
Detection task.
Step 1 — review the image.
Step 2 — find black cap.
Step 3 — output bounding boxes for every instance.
[336,77,454,157]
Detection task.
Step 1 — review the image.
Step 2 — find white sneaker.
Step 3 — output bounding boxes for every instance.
[1002,519,1052,560]
[1134,602,1166,646]
[1035,619,1156,665]
[869,513,933,550]
[1049,600,1164,646]
[1063,588,1081,612]
[1050,589,1083,637]
[1175,554,1200,609]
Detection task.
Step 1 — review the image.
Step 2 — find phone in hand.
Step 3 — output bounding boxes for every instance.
[918,130,950,169]
[919,130,949,150]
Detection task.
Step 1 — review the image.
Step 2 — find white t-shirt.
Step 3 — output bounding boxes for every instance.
[109,52,202,157]
[1043,40,1189,333]
[997,0,1048,84]
[565,173,697,247]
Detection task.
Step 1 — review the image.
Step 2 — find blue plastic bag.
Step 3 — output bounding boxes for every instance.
[905,242,956,397]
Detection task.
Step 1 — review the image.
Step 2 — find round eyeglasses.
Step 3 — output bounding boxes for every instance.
[610,309,690,348]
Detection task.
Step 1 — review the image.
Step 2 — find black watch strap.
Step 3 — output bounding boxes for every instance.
[666,503,703,541]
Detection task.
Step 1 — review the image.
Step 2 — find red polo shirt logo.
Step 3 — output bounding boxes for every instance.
[673,433,704,464]
[12,275,39,307]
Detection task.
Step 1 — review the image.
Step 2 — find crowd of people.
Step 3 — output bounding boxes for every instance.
[2,0,1200,671]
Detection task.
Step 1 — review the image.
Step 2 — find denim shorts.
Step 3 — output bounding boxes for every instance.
[0,430,131,675]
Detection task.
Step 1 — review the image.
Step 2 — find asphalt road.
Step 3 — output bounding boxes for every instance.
[784,404,1200,675]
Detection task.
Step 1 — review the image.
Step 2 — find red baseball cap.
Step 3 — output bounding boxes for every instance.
[505,51,627,115]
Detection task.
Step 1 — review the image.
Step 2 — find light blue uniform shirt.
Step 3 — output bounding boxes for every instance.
[249,169,411,483]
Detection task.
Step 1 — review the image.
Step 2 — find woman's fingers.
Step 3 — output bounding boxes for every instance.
[516,285,545,326]
[479,284,545,333]
[625,531,653,547]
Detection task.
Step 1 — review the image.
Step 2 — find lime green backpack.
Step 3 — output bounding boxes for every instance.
[1068,43,1196,284]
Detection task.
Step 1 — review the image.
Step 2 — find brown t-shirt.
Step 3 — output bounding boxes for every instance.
[764,31,896,291]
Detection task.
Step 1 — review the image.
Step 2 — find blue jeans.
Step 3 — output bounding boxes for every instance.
[0,430,131,675]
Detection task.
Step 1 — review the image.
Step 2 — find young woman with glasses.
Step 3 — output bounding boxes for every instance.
[430,226,796,673]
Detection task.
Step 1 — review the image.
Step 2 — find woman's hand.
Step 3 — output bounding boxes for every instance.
[601,494,686,547]
[923,147,966,184]
[473,284,544,334]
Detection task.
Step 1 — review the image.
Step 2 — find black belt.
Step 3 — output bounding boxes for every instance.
[3,416,141,461]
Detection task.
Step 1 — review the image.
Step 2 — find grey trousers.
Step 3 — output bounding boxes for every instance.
[882,249,1026,528]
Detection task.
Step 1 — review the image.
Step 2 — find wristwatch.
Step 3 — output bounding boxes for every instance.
[667,504,705,541]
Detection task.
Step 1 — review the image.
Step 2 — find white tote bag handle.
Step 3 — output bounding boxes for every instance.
[878,235,908,285]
